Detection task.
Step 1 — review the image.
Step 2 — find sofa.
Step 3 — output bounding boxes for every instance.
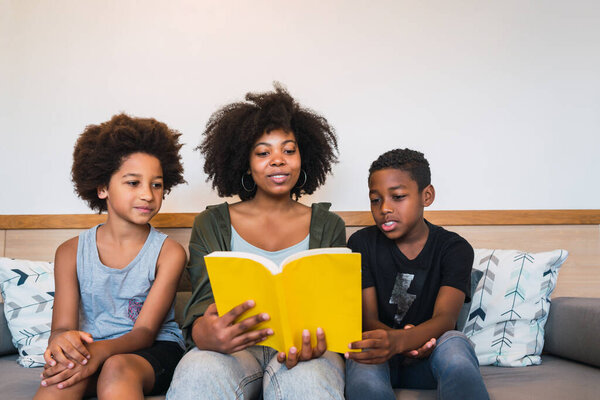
[1,210,599,399]
[1,294,599,399]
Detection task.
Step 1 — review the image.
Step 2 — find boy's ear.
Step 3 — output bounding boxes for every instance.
[422,184,435,207]
[97,185,108,199]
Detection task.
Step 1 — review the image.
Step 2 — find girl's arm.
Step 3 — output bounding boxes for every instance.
[346,286,464,364]
[42,238,187,389]
[44,237,93,370]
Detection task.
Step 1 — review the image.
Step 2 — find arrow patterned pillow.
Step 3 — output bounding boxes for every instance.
[462,249,567,367]
[0,257,54,367]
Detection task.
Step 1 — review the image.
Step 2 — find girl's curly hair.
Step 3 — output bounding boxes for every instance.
[72,113,185,212]
[199,83,338,200]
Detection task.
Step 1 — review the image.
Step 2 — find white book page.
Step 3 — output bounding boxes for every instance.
[205,251,280,274]
[280,247,351,269]
[205,248,351,274]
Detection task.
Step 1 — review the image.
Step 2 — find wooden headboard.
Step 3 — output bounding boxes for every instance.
[1,210,599,298]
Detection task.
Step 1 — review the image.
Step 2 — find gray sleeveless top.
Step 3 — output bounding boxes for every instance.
[230,225,309,265]
[77,224,184,349]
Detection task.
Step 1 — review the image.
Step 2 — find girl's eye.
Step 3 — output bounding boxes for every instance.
[152,183,163,189]
[370,198,381,204]
[127,181,139,187]
[255,151,269,157]
[284,148,296,154]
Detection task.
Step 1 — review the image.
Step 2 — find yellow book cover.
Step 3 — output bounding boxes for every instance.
[205,248,362,354]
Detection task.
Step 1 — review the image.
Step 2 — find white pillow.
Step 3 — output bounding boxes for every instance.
[462,249,567,367]
[0,257,54,367]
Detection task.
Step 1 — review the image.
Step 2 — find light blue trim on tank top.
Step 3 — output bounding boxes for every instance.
[230,225,309,265]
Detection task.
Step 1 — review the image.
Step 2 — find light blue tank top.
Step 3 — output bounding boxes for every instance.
[230,226,309,265]
[77,224,184,349]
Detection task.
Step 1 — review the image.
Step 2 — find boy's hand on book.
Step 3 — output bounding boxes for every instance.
[193,302,274,353]
[43,330,93,370]
[277,327,327,369]
[401,324,436,359]
[344,329,399,364]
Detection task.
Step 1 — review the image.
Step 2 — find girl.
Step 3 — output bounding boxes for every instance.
[35,114,187,399]
[167,84,346,399]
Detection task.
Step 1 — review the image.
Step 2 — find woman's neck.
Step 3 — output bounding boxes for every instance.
[244,191,299,214]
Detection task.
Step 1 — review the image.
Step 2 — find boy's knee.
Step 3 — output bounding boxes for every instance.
[431,331,479,371]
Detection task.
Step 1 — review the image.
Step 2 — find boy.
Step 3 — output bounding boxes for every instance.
[344,148,488,399]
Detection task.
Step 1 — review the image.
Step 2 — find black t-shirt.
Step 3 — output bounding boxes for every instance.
[347,221,474,329]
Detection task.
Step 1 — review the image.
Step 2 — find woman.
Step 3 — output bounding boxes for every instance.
[167,84,346,399]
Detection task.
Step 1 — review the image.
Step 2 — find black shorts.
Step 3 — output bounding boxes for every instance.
[132,340,184,395]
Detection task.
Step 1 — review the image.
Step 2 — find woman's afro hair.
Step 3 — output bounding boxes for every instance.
[71,113,185,212]
[198,83,338,200]
[369,148,431,191]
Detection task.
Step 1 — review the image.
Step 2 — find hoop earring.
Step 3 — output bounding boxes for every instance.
[241,173,256,192]
[295,169,307,189]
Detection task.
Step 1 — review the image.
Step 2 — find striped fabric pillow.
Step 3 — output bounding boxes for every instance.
[0,257,54,367]
[462,249,567,367]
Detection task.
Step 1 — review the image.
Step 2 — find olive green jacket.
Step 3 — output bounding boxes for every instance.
[181,202,347,349]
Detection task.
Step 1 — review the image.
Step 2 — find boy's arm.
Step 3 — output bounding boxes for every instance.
[347,285,464,364]
[42,238,187,388]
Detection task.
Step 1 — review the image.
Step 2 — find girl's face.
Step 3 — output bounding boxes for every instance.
[248,129,301,198]
[98,152,164,225]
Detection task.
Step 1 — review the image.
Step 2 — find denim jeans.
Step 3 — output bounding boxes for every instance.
[166,345,345,400]
[345,330,489,400]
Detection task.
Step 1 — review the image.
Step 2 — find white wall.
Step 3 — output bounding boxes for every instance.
[1,0,599,214]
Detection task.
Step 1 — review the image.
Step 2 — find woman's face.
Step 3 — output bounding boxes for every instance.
[248,129,301,198]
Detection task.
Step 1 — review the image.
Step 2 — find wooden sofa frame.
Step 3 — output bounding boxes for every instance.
[1,209,599,299]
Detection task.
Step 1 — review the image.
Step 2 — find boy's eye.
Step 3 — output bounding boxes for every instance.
[369,198,381,204]
[126,181,139,187]
[152,182,163,189]
[392,195,406,200]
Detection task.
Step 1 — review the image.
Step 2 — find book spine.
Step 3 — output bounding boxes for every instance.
[274,275,293,352]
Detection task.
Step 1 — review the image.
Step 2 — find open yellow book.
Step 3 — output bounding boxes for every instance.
[205,248,362,354]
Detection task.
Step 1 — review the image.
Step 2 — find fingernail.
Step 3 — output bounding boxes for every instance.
[247,300,255,307]
[344,352,349,359]
[82,359,88,365]
[58,384,63,389]
[303,329,309,337]
[68,362,74,368]
[267,329,274,335]
[317,327,323,335]
[262,313,270,320]
[86,354,91,359]
[290,347,297,354]
[41,381,47,386]
[50,360,55,366]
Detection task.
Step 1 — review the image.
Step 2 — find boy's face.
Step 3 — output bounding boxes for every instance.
[368,168,434,243]
[98,152,164,226]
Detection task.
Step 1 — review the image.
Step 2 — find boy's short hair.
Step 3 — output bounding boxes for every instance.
[72,113,185,213]
[198,82,338,201]
[368,148,431,191]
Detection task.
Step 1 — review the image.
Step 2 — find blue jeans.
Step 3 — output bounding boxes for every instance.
[345,331,489,400]
[166,345,345,400]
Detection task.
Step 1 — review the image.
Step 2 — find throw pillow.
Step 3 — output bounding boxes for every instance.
[462,249,567,367]
[0,257,54,367]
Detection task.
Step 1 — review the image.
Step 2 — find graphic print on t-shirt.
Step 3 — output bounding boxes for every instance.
[128,299,143,321]
[389,272,416,325]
